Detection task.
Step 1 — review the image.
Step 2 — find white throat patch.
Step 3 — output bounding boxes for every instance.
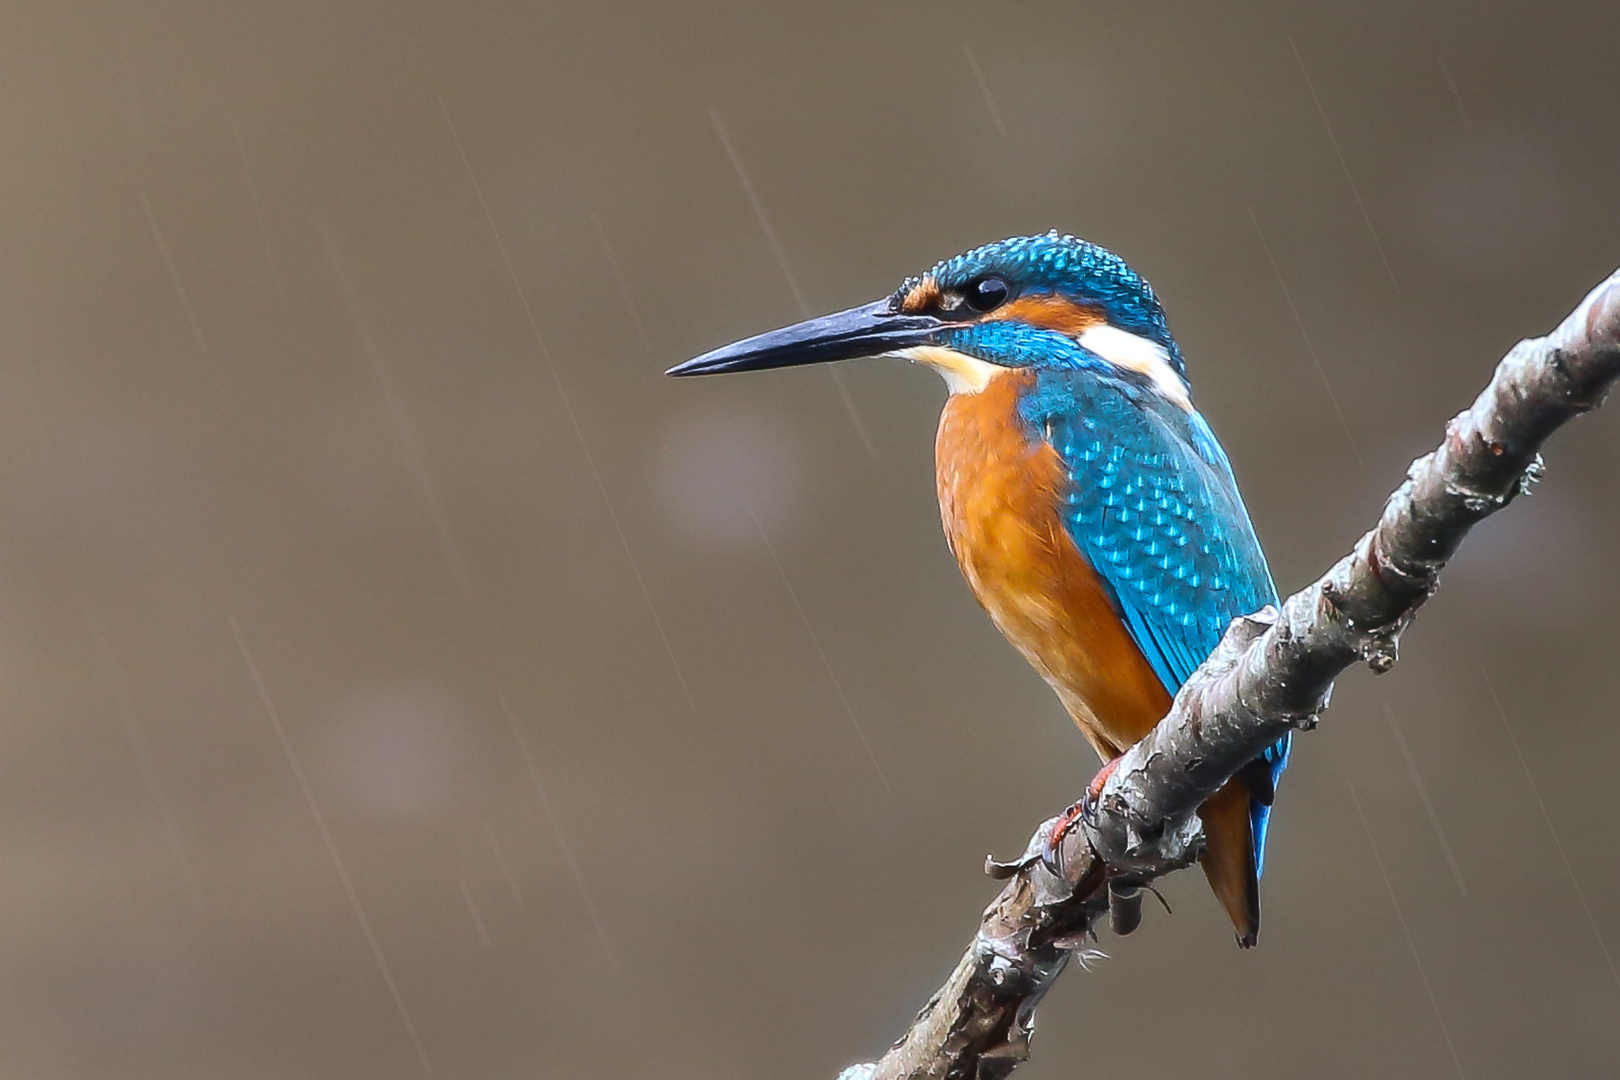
[1077,325,1192,411]
[900,345,1006,395]
[900,330,1191,407]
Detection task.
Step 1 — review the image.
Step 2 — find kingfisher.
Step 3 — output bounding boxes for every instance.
[668,231,1289,947]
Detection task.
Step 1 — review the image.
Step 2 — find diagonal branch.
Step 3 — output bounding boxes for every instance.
[837,268,1620,1080]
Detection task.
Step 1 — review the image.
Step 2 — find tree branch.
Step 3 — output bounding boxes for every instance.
[836,268,1620,1080]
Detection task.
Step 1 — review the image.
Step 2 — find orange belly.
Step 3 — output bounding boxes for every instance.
[935,370,1170,760]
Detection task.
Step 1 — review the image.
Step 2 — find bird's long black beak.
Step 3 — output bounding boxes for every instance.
[666,299,945,377]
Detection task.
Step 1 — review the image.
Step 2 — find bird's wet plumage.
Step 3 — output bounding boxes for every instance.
[670,230,1290,946]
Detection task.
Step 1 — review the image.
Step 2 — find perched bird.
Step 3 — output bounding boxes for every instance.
[668,231,1289,947]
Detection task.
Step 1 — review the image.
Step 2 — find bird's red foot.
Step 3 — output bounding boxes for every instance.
[1084,756,1122,808]
[1040,757,1122,875]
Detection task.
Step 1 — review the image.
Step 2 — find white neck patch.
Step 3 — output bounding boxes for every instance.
[1078,324,1192,412]
[900,345,1006,396]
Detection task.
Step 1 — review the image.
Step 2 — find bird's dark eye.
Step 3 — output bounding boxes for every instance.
[966,275,1010,313]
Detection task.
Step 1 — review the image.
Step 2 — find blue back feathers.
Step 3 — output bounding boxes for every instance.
[1025,361,1290,872]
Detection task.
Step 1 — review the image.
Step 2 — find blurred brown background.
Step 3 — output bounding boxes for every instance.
[0,2,1617,1077]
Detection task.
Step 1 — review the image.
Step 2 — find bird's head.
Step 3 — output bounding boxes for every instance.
[668,231,1190,407]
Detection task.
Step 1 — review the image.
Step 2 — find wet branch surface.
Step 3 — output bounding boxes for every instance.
[836,268,1620,1080]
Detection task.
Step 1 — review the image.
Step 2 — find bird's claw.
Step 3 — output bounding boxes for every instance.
[1039,802,1085,877]
[1039,757,1122,877]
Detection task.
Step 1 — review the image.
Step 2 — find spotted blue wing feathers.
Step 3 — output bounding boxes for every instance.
[1021,366,1291,874]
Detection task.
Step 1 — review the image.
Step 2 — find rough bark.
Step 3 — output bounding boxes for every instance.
[836,268,1620,1080]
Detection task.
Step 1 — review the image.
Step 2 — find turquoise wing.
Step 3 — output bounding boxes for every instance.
[1022,367,1290,869]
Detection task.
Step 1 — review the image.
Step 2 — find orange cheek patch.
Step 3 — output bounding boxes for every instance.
[987,295,1105,337]
[899,275,942,313]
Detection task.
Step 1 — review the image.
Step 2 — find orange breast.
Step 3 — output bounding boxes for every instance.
[935,370,1170,760]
